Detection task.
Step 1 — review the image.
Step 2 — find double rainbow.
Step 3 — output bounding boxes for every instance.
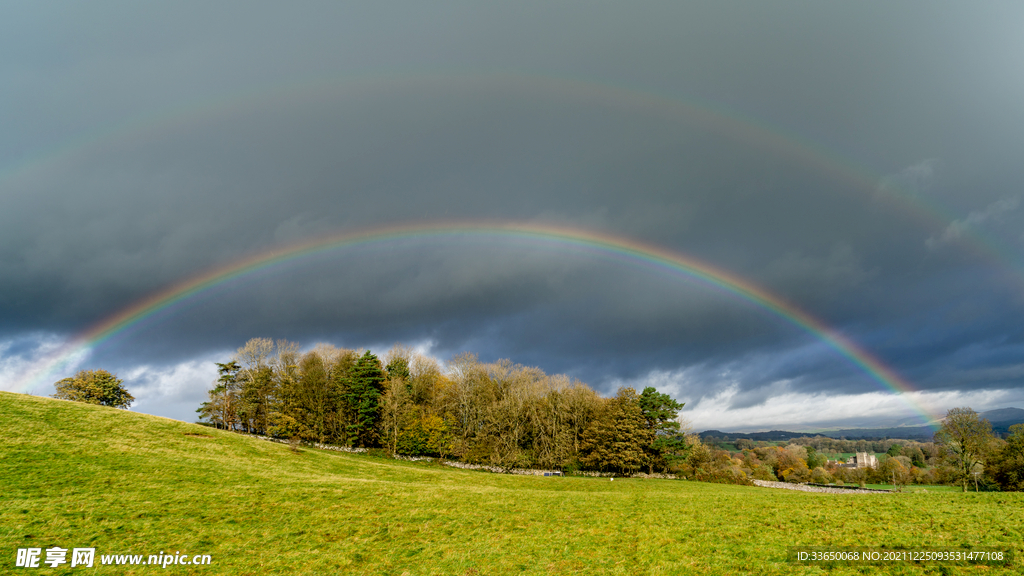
[10,221,940,429]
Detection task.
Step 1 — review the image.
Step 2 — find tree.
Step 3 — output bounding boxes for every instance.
[379,359,416,455]
[879,456,910,491]
[396,414,452,457]
[580,388,654,474]
[907,445,927,468]
[988,423,1024,491]
[637,387,686,473]
[52,370,134,409]
[805,446,827,470]
[340,350,386,447]
[934,407,996,492]
[294,352,339,443]
[683,435,715,480]
[385,355,411,383]
[197,362,241,430]
[235,338,277,435]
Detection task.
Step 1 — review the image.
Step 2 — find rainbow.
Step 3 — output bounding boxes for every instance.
[9,220,940,428]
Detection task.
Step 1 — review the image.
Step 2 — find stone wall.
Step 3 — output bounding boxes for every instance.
[752,479,890,494]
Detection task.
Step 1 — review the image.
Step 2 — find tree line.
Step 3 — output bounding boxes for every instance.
[196,338,690,474]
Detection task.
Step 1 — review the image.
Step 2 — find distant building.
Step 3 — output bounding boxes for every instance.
[845,452,878,469]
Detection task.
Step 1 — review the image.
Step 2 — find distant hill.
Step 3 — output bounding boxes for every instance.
[982,407,1024,424]
[699,430,819,442]
[700,407,1024,441]
[818,426,934,440]
[981,407,1024,435]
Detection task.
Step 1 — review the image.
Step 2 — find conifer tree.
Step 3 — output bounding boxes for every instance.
[341,350,386,447]
[638,386,686,473]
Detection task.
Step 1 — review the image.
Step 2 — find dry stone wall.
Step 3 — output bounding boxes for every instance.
[752,480,890,494]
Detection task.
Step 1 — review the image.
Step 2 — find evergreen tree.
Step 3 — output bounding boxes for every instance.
[341,350,386,447]
[196,362,240,429]
[385,356,411,382]
[637,386,686,473]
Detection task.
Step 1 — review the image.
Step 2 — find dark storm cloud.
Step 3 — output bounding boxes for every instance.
[2,1,1023,426]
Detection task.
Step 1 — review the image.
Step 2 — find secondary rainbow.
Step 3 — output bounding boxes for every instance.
[3,72,1018,296]
[12,221,939,428]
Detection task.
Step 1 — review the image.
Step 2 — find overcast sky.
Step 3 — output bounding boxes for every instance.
[2,1,1023,431]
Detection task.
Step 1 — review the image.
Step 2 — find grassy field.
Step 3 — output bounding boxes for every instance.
[864,484,961,493]
[2,392,1021,575]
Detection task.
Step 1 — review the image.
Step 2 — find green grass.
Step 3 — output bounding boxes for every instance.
[2,392,1022,575]
[862,484,961,493]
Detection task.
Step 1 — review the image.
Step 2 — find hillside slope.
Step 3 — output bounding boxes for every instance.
[2,392,1021,575]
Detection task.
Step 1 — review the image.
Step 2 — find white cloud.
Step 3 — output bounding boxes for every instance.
[927,196,1020,249]
[612,365,1024,432]
[123,358,222,422]
[0,333,91,394]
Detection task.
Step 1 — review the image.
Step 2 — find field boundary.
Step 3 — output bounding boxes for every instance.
[752,480,891,494]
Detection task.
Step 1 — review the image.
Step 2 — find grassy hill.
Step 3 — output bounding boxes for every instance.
[2,392,1021,575]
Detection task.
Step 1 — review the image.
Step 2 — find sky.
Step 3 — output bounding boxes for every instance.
[2,1,1023,432]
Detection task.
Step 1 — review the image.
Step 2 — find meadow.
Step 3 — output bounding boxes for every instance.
[2,391,1020,575]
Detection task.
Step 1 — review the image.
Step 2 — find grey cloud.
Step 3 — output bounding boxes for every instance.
[926,196,1021,250]
[878,159,941,197]
[3,1,1024,428]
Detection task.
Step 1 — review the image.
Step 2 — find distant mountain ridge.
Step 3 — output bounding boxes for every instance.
[700,407,1024,441]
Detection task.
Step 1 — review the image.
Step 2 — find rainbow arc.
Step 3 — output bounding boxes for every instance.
[9,221,940,429]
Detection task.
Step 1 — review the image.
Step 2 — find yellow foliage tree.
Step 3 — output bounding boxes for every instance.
[52,369,134,409]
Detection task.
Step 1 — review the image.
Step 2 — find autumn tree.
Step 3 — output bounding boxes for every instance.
[444,352,494,458]
[378,345,420,454]
[580,387,654,474]
[293,351,338,442]
[265,340,302,438]
[235,338,276,434]
[53,369,134,409]
[879,455,910,491]
[934,407,996,492]
[684,435,715,480]
[988,423,1024,491]
[396,414,452,457]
